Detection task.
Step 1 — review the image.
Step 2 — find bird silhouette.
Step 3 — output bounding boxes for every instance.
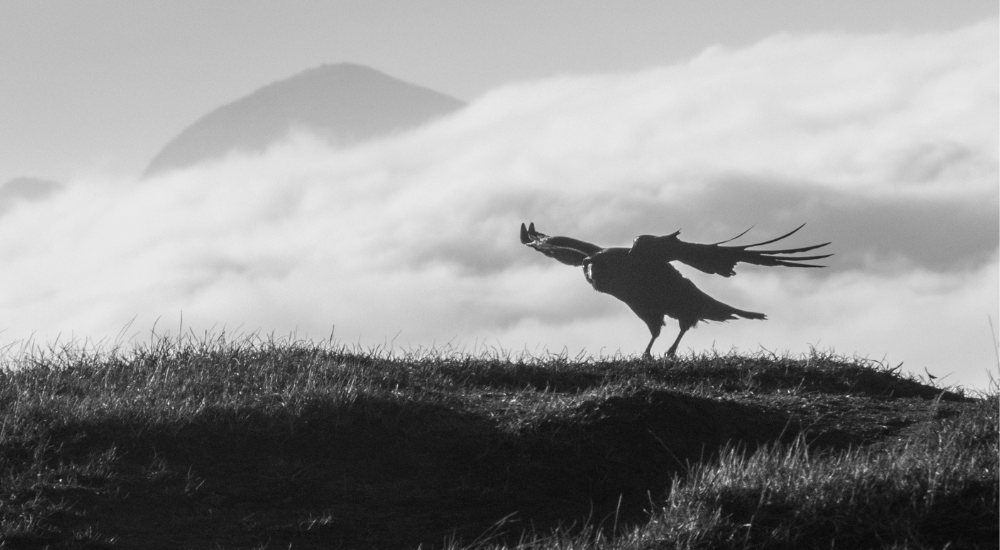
[520,222,831,358]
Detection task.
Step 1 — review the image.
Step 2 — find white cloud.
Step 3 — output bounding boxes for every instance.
[1,21,996,389]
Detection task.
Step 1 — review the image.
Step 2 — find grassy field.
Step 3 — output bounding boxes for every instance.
[0,333,995,549]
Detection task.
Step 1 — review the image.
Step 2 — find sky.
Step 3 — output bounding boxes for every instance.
[0,2,998,389]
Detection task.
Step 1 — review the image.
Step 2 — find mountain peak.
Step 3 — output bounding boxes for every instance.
[143,64,465,177]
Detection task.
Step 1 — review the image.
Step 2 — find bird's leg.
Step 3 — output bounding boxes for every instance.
[665,325,690,357]
[641,320,662,359]
[642,337,656,359]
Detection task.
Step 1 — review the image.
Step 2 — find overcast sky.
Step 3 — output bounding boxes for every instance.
[2,0,996,182]
[1,2,997,389]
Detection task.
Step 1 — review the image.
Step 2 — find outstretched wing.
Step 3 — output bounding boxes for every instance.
[629,224,831,277]
[520,222,604,266]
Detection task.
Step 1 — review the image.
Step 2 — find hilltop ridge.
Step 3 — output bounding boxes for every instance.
[0,335,993,549]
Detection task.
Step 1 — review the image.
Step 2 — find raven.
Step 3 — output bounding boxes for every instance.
[519,222,831,357]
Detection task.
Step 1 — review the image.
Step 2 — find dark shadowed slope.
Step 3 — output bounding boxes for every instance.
[143,63,466,177]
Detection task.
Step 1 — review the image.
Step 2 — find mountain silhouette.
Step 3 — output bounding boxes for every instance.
[143,63,465,177]
[0,177,63,214]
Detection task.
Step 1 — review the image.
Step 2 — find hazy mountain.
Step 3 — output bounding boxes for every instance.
[143,63,465,177]
[0,177,63,213]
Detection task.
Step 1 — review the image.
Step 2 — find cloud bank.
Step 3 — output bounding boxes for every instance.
[2,22,997,388]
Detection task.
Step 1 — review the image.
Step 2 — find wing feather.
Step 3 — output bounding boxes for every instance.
[630,224,831,277]
[520,222,604,266]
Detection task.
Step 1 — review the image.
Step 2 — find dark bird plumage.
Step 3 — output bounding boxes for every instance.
[520,222,831,358]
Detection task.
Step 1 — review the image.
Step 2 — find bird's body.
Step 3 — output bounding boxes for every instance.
[520,222,830,357]
[584,246,765,355]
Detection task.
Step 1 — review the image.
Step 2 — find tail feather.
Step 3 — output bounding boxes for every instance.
[733,308,766,321]
[698,302,766,323]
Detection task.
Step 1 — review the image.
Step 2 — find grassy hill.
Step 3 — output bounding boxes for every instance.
[0,334,995,549]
